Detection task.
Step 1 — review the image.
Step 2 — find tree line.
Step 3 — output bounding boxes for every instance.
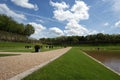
[0,14,34,36]
[39,33,120,46]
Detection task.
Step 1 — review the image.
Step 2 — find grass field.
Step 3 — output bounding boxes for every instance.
[80,45,120,55]
[23,47,120,80]
[0,41,34,52]
[0,41,61,52]
[79,45,120,51]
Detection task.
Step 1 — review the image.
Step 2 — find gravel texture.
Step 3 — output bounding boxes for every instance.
[0,47,71,80]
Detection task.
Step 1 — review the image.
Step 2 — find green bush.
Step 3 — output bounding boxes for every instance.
[34,45,40,52]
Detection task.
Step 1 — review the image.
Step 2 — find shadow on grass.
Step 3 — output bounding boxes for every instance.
[0,54,20,57]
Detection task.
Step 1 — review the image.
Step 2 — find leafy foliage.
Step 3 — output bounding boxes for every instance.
[24,24,35,36]
[0,14,35,36]
[40,33,120,45]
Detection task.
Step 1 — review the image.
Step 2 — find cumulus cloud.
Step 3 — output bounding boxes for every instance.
[50,0,69,10]
[50,0,90,36]
[49,27,64,37]
[115,20,120,27]
[50,0,89,22]
[70,0,89,20]
[29,22,46,33]
[11,0,38,11]
[64,20,89,36]
[30,30,47,39]
[29,22,46,39]
[29,23,64,39]
[0,4,26,21]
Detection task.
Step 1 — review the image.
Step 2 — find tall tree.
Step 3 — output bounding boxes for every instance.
[24,24,35,36]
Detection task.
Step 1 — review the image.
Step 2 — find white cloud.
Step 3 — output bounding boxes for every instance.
[50,0,69,10]
[50,0,90,36]
[0,4,26,21]
[11,0,38,11]
[30,30,47,39]
[30,25,64,39]
[29,22,46,32]
[104,22,109,26]
[53,9,72,21]
[29,22,46,39]
[49,27,64,37]
[50,0,89,22]
[115,20,120,27]
[64,20,89,36]
[70,0,89,20]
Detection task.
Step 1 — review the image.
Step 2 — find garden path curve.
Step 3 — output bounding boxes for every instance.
[0,47,71,80]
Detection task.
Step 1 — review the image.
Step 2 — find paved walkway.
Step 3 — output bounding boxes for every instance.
[0,47,71,80]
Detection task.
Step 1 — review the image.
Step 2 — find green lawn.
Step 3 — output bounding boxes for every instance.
[23,47,120,80]
[0,54,19,57]
[80,45,120,55]
[79,45,120,51]
[0,41,61,52]
[0,47,61,52]
[0,41,34,52]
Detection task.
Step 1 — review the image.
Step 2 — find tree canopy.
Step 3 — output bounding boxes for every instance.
[39,33,120,45]
[0,14,35,36]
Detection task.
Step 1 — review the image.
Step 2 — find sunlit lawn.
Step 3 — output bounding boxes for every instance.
[0,41,61,52]
[79,45,120,51]
[23,47,120,80]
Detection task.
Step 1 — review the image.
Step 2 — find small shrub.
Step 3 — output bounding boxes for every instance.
[34,45,40,52]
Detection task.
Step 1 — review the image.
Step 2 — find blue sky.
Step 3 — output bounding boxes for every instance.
[0,0,120,39]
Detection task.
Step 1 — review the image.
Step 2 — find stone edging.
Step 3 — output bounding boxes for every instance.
[8,47,71,80]
[81,51,120,76]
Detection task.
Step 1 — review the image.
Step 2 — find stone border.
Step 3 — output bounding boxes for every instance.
[8,47,71,80]
[82,51,120,76]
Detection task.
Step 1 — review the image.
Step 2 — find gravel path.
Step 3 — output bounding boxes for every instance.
[0,47,71,80]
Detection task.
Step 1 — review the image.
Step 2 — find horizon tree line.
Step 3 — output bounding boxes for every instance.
[39,33,120,45]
